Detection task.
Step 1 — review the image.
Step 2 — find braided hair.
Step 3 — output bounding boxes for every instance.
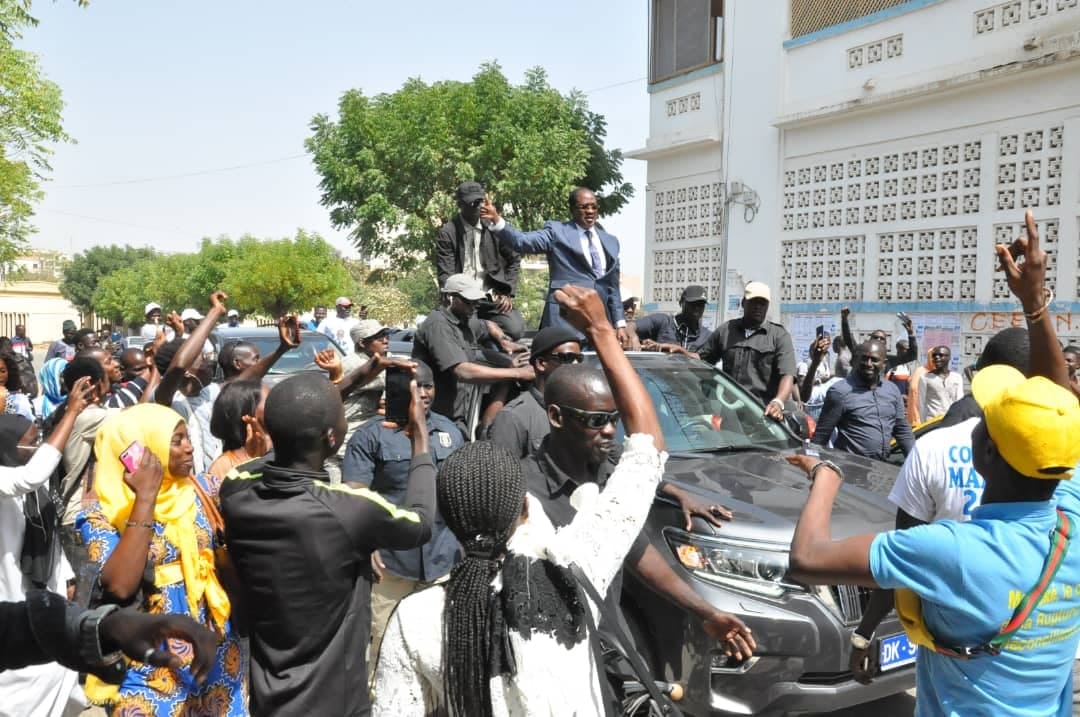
[438,441,526,717]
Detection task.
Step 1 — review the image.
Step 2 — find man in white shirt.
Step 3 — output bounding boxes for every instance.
[919,345,963,421]
[318,297,360,357]
[179,308,215,357]
[139,302,174,343]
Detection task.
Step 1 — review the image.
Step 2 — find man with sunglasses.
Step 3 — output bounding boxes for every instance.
[435,181,525,340]
[488,325,582,458]
[482,187,631,346]
[523,285,750,708]
[413,274,534,439]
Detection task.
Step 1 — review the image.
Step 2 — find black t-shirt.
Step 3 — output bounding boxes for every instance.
[412,306,489,437]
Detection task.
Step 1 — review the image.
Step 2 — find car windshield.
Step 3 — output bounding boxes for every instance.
[621,359,799,453]
[228,334,340,374]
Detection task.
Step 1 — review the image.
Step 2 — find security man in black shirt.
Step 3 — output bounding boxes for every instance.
[698,281,797,421]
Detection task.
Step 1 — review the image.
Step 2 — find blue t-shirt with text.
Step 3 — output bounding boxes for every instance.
[870,477,1080,716]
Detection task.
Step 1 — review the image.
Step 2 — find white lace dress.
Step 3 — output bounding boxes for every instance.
[373,433,666,716]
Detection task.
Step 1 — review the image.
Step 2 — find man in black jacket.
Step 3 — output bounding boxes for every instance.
[436,181,525,339]
[219,373,437,716]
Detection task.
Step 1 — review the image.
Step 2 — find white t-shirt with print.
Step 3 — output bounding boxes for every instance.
[888,417,983,524]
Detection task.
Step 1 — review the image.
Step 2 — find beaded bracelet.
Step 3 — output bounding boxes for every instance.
[126,520,154,529]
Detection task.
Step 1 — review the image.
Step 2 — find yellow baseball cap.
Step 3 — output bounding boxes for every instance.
[971,364,1080,479]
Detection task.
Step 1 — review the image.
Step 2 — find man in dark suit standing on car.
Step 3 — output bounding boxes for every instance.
[436,181,525,340]
[482,186,630,346]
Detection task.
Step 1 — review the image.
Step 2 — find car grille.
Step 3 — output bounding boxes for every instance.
[823,584,872,623]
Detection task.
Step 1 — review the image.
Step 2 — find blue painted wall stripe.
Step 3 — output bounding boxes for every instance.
[780,301,1080,314]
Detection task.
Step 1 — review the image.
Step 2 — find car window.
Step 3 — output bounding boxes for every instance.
[626,362,798,453]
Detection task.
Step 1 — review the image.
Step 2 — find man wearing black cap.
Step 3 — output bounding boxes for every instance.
[44,320,78,362]
[436,181,525,339]
[488,326,582,458]
[633,284,713,354]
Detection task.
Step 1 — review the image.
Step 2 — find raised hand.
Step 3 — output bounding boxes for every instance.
[479,195,500,224]
[809,337,829,361]
[209,291,228,312]
[165,312,184,336]
[65,376,95,416]
[553,284,609,334]
[278,315,301,348]
[995,209,1048,311]
[313,348,343,381]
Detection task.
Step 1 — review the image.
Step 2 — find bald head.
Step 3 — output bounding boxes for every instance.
[265,373,345,463]
[544,363,611,410]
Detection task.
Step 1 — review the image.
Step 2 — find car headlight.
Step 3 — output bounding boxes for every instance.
[665,529,801,598]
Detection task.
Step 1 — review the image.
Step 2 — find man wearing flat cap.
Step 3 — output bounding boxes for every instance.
[488,325,583,458]
[699,281,796,421]
[435,181,525,340]
[413,273,534,439]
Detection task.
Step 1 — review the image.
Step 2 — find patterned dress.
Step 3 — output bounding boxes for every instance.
[77,474,248,717]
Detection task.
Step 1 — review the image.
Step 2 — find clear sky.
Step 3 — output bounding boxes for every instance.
[19,0,650,282]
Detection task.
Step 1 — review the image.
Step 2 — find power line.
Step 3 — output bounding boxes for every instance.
[49,153,307,189]
[583,76,647,94]
[39,208,192,238]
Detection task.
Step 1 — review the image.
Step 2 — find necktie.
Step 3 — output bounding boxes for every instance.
[585,229,603,276]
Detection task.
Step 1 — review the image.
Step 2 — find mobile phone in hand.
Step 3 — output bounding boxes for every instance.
[384,367,412,425]
[119,441,146,474]
[815,324,824,340]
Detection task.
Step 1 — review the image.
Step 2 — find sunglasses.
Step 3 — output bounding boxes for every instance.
[558,405,620,429]
[543,351,584,365]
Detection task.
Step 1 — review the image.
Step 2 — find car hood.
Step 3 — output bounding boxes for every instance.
[660,447,899,543]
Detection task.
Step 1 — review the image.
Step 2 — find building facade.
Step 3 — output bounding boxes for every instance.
[631,0,1080,367]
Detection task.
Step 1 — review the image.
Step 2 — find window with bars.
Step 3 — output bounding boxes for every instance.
[790,0,911,39]
[650,0,724,83]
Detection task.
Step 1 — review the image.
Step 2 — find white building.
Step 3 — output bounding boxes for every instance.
[630,0,1080,367]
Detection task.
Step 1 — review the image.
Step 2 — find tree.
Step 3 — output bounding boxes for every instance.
[60,245,157,314]
[0,0,81,270]
[222,230,354,318]
[515,268,549,328]
[307,62,633,272]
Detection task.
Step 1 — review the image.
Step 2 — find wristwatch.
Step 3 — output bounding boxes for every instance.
[78,604,124,669]
[810,460,844,482]
[850,632,872,650]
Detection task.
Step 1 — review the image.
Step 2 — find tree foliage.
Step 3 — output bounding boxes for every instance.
[515,268,550,328]
[223,230,354,318]
[90,231,356,325]
[307,63,633,272]
[59,244,157,313]
[0,0,80,269]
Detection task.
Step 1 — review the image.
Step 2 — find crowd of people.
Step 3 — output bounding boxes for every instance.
[0,196,1077,716]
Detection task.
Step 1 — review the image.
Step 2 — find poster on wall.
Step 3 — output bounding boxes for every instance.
[787,314,839,362]
[724,269,743,320]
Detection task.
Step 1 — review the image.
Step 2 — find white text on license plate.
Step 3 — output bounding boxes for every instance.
[879,633,918,671]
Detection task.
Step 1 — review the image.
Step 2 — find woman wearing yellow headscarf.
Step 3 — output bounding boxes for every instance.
[76,403,247,716]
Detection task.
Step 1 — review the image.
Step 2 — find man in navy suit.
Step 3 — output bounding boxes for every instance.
[482,187,630,346]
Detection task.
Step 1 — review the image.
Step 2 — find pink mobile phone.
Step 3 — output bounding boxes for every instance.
[119,441,146,473]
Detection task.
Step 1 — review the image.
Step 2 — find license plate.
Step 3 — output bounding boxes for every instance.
[879,633,918,671]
